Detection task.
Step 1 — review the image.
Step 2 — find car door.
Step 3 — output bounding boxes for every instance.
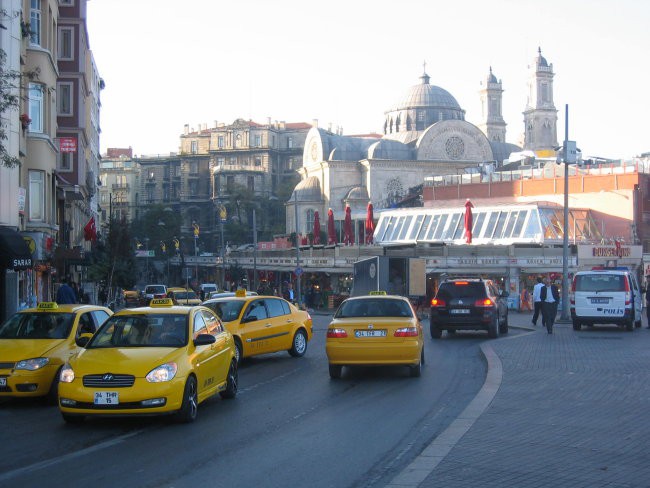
[629,274,642,324]
[190,312,219,398]
[202,309,230,381]
[265,298,295,351]
[239,298,278,356]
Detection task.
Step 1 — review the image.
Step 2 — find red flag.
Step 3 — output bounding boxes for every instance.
[84,217,97,242]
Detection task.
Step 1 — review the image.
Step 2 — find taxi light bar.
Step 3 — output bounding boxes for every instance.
[326,328,348,338]
[150,298,174,307]
[37,302,59,310]
[369,291,387,295]
[394,327,418,337]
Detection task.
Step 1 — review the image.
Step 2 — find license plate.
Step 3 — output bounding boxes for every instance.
[590,298,609,304]
[355,330,387,338]
[450,309,470,314]
[94,391,119,405]
[0,377,6,387]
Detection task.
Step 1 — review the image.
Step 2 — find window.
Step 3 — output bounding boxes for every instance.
[288,137,293,149]
[254,135,261,147]
[100,174,107,186]
[191,141,198,154]
[59,152,72,171]
[218,136,224,148]
[29,170,44,221]
[247,176,254,192]
[59,0,74,5]
[57,82,73,116]
[30,0,41,46]
[235,134,242,148]
[217,156,225,167]
[189,181,198,196]
[58,27,74,60]
[229,156,236,165]
[306,209,315,233]
[254,156,262,167]
[226,176,234,191]
[189,161,198,174]
[28,83,44,133]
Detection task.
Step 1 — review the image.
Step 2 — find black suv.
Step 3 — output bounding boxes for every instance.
[429,278,509,339]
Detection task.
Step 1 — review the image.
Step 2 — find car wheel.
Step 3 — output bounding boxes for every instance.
[175,376,198,423]
[288,329,308,357]
[430,322,442,339]
[572,320,581,331]
[410,349,424,378]
[233,337,243,364]
[219,360,238,399]
[487,316,498,338]
[61,413,85,424]
[625,320,634,332]
[329,364,342,379]
[499,313,509,334]
[46,366,62,405]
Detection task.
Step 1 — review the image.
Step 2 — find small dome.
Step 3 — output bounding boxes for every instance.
[486,66,497,84]
[290,176,322,202]
[344,186,369,201]
[535,47,548,67]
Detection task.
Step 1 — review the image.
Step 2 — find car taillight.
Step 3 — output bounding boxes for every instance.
[327,328,347,338]
[431,298,446,307]
[474,298,494,307]
[624,278,631,305]
[394,327,418,337]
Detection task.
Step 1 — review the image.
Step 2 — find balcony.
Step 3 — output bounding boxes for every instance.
[112,183,130,191]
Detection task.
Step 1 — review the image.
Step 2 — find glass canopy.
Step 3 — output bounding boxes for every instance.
[374,203,602,246]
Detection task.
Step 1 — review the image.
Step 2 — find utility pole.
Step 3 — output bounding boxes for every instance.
[253,208,258,292]
[293,191,302,307]
[560,104,571,322]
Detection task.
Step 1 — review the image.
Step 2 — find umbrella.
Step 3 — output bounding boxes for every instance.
[327,208,337,245]
[313,211,321,245]
[365,202,375,244]
[343,205,353,245]
[464,198,474,244]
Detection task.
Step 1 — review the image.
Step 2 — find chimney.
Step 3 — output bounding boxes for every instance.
[280,120,286,130]
[267,117,272,126]
[312,119,318,128]
[328,122,332,132]
[213,120,218,129]
[184,124,190,135]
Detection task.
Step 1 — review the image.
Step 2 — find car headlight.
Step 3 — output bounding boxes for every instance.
[60,363,75,383]
[146,362,178,383]
[14,357,50,370]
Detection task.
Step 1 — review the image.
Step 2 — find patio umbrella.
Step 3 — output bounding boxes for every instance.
[343,205,353,245]
[365,202,375,244]
[464,198,474,244]
[313,211,321,245]
[327,208,337,245]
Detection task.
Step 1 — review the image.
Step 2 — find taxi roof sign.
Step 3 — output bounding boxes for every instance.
[38,302,59,310]
[235,289,247,297]
[369,291,387,295]
[150,298,174,307]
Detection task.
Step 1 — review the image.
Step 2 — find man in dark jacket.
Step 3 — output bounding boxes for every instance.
[540,277,560,334]
[645,277,650,328]
[56,278,77,304]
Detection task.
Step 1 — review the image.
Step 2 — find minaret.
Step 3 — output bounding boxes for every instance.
[523,47,558,151]
[478,67,506,142]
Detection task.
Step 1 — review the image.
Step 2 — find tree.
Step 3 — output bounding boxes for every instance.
[129,205,182,257]
[87,217,136,291]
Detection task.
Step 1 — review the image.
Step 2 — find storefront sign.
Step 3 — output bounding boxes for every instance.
[17,188,26,215]
[59,137,77,153]
[578,245,642,260]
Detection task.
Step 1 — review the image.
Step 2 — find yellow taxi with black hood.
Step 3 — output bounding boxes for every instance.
[57,298,238,423]
[325,292,424,379]
[0,302,113,401]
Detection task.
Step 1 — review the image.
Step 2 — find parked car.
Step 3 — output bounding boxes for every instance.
[202,290,312,363]
[57,298,237,423]
[429,278,508,339]
[0,302,112,402]
[325,293,424,379]
[123,289,140,307]
[141,285,167,305]
[570,267,642,331]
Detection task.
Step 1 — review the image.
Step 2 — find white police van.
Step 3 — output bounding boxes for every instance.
[570,267,642,331]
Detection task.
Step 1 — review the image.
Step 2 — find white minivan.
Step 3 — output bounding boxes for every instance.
[570,268,643,331]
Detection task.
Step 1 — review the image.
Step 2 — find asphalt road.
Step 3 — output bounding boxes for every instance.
[0,314,518,488]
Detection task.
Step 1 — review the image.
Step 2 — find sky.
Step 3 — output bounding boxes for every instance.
[86,0,649,160]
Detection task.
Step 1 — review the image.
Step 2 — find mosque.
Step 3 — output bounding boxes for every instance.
[287,48,559,239]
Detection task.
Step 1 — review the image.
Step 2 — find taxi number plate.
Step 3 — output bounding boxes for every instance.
[94,391,119,405]
[355,330,387,338]
[590,298,609,304]
[450,309,470,314]
[0,378,6,387]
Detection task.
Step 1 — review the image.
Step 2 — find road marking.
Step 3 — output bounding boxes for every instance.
[0,430,143,482]
[385,343,503,487]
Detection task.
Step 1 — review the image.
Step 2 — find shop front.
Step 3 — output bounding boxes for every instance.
[0,227,34,321]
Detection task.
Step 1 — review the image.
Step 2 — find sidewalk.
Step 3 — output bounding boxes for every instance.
[390,312,650,487]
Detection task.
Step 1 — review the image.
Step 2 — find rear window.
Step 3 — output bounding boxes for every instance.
[145,286,166,294]
[437,282,486,301]
[335,298,412,318]
[575,274,626,292]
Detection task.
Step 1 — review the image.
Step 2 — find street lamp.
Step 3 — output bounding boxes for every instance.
[218,205,227,291]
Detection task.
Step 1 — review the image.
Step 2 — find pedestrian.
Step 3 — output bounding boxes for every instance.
[56,278,77,304]
[531,276,544,326]
[540,277,560,334]
[645,277,650,328]
[520,287,532,312]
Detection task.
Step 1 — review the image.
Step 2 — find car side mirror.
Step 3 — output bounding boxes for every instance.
[193,334,216,346]
[75,333,93,347]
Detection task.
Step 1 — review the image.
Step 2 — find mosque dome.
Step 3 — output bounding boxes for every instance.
[290,176,322,202]
[394,72,462,112]
[534,47,548,67]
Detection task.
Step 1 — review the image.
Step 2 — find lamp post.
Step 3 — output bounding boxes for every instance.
[293,191,302,307]
[192,221,199,287]
[219,205,227,291]
[560,104,576,322]
[144,238,150,283]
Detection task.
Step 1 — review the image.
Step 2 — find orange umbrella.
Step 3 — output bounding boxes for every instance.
[343,205,353,245]
[365,202,375,244]
[313,211,321,245]
[327,208,337,245]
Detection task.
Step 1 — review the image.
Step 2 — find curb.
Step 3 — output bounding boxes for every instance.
[385,343,503,487]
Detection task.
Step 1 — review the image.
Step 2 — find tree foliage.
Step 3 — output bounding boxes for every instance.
[87,217,136,290]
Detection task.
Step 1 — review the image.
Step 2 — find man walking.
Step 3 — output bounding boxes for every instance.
[540,277,560,334]
[645,277,650,328]
[531,276,544,326]
[56,278,77,304]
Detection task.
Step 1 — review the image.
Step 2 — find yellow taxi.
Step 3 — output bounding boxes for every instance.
[57,298,238,424]
[167,287,201,306]
[202,290,313,363]
[0,302,113,401]
[325,292,425,379]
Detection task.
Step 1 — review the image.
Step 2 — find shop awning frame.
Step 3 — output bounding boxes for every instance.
[0,227,33,271]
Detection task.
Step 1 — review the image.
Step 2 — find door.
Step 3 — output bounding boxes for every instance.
[265,298,295,350]
[239,299,281,356]
[202,309,230,384]
[191,312,220,399]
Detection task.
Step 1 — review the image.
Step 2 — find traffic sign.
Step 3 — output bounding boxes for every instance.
[295,266,303,276]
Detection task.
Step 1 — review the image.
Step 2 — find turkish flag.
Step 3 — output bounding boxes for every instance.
[84,217,97,242]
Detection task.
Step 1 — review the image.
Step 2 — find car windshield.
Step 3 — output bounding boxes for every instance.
[174,292,197,300]
[145,286,165,294]
[335,299,412,318]
[88,314,188,348]
[0,312,75,339]
[204,300,245,322]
